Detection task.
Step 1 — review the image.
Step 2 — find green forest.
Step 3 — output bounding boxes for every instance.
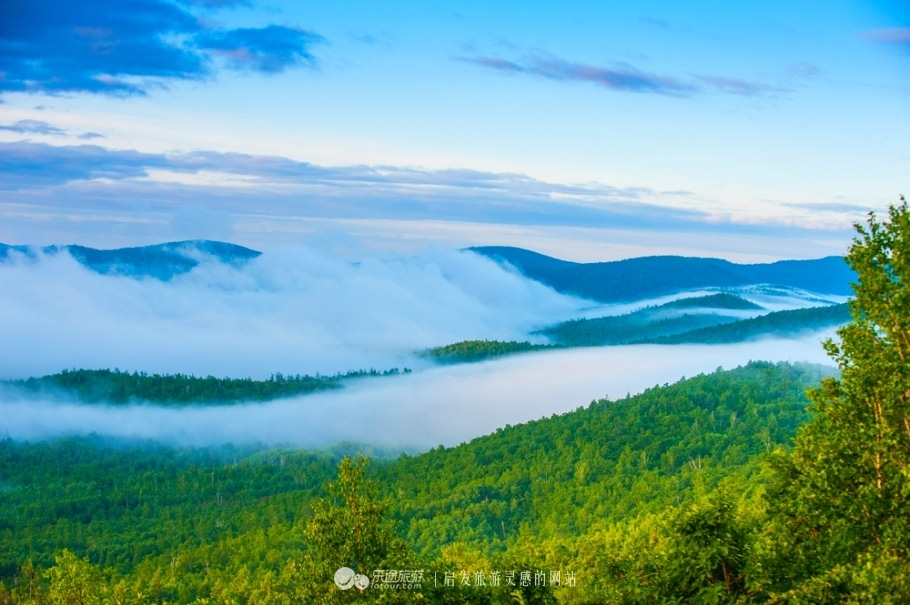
[424,340,558,364]
[2,368,410,406]
[0,361,836,604]
[1,200,909,603]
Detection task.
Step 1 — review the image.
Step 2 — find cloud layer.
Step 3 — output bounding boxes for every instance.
[0,246,592,380]
[861,27,910,44]
[0,338,836,449]
[0,140,713,230]
[0,0,322,96]
[0,139,860,261]
[463,52,782,97]
[0,120,67,135]
[463,55,696,95]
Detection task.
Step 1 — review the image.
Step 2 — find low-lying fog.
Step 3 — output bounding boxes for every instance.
[0,245,835,381]
[0,246,596,379]
[0,336,836,450]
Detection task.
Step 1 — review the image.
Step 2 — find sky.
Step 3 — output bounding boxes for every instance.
[1,0,908,262]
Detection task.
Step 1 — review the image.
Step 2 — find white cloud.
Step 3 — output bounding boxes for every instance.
[0,246,587,379]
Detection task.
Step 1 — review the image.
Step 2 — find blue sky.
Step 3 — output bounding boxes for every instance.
[0,0,908,261]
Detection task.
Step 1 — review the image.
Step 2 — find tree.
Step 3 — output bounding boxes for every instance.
[44,551,106,605]
[764,198,910,601]
[298,456,414,603]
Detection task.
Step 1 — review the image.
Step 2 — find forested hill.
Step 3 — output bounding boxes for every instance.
[3,367,410,405]
[0,361,833,587]
[0,240,261,280]
[471,246,854,302]
[383,361,831,551]
[643,302,850,344]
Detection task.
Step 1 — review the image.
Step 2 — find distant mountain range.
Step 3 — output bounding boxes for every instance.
[0,240,854,300]
[472,246,854,302]
[0,240,261,279]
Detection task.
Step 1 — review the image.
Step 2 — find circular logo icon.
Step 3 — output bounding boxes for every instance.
[334,567,370,591]
[334,567,356,590]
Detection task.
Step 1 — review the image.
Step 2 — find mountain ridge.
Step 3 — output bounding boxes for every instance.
[1,240,854,298]
[471,245,854,302]
[0,240,261,279]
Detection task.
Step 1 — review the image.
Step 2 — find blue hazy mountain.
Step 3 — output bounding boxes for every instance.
[640,302,850,344]
[1,240,854,296]
[471,246,854,302]
[540,293,761,346]
[0,240,261,279]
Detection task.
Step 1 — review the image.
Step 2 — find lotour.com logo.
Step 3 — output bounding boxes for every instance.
[334,567,370,591]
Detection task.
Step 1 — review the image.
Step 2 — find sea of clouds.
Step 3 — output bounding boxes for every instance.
[0,245,839,449]
[0,246,596,379]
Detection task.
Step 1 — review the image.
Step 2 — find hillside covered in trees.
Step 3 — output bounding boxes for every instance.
[428,301,848,365]
[2,200,909,603]
[0,361,832,603]
[471,246,854,302]
[2,368,410,405]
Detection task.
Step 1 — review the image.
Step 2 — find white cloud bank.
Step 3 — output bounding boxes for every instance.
[0,337,836,450]
[0,246,593,380]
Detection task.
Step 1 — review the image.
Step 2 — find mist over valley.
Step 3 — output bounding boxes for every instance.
[0,240,846,450]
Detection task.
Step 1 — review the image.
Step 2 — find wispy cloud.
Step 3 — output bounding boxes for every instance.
[694,75,782,96]
[463,54,696,95]
[782,201,871,214]
[786,62,820,78]
[0,140,728,243]
[640,16,671,29]
[463,52,782,97]
[0,142,167,188]
[0,141,657,205]
[0,0,324,96]
[0,120,108,140]
[860,27,910,44]
[0,120,67,135]
[178,0,252,9]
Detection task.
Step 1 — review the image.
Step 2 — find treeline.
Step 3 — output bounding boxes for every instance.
[3,367,411,405]
[442,300,848,357]
[542,309,736,346]
[425,340,558,363]
[663,292,762,310]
